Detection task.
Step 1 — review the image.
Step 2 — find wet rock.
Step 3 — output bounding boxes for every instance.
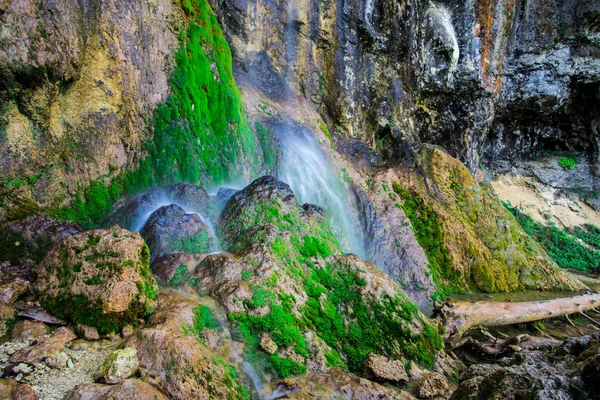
[202,328,221,352]
[151,253,205,286]
[109,184,212,232]
[96,347,139,384]
[34,226,158,333]
[362,354,409,385]
[10,320,50,343]
[3,362,33,376]
[215,187,238,205]
[45,351,69,369]
[260,333,278,355]
[14,304,67,326]
[65,379,168,400]
[125,293,248,399]
[417,372,448,399]
[0,279,29,304]
[10,326,76,364]
[0,378,38,400]
[276,367,416,400]
[141,205,213,262]
[76,325,100,341]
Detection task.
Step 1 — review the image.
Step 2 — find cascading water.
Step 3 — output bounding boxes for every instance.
[275,124,365,257]
[272,0,365,257]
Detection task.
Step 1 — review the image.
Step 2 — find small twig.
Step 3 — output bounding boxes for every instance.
[579,311,600,328]
[565,314,584,335]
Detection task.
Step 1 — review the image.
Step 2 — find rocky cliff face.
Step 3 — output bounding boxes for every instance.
[209,0,600,173]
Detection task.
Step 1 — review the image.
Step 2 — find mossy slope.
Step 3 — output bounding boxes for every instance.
[388,146,582,298]
[188,176,446,379]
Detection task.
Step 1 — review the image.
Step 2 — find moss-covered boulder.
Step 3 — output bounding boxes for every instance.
[387,146,583,297]
[187,176,450,380]
[140,204,213,262]
[125,293,249,399]
[34,226,158,333]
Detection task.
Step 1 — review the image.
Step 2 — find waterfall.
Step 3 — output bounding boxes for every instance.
[275,123,365,257]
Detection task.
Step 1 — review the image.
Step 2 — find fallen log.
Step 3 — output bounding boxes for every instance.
[435,292,600,345]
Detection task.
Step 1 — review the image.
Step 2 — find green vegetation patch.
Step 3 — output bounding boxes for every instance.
[393,184,461,300]
[46,0,268,228]
[505,202,600,272]
[558,155,577,170]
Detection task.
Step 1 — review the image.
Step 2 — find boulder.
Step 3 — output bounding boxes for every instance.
[417,372,448,399]
[151,253,205,286]
[107,183,212,232]
[0,214,84,271]
[34,226,158,333]
[10,326,76,364]
[96,348,139,384]
[125,293,247,399]
[76,325,100,341]
[141,205,213,262]
[10,320,50,343]
[45,350,70,369]
[0,279,29,304]
[0,379,38,400]
[65,379,168,400]
[362,354,409,385]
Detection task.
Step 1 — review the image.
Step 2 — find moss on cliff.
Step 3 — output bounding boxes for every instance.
[46,0,263,227]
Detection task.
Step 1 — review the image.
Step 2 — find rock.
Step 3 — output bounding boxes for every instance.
[10,326,76,364]
[76,325,100,341]
[141,205,213,262]
[1,215,85,272]
[45,351,69,369]
[417,372,448,399]
[34,226,158,333]
[0,279,29,304]
[65,379,168,400]
[96,348,139,384]
[362,354,409,385]
[151,253,205,286]
[125,293,248,399]
[14,304,68,325]
[0,302,16,338]
[121,325,134,339]
[3,362,33,376]
[0,379,38,400]
[260,333,278,355]
[10,320,50,343]
[202,328,221,351]
[108,184,212,232]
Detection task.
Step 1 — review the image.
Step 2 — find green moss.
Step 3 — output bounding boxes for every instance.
[169,265,190,285]
[319,121,332,145]
[558,155,577,170]
[241,270,253,281]
[191,305,219,334]
[393,184,462,299]
[256,121,277,171]
[45,0,265,228]
[505,202,600,272]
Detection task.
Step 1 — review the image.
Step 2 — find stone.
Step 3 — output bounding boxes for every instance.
[121,325,134,339]
[417,372,448,399]
[150,253,205,286]
[10,320,50,343]
[34,226,158,333]
[362,354,409,385]
[202,328,221,351]
[0,279,29,304]
[0,379,38,400]
[65,379,168,400]
[10,326,76,364]
[45,351,69,369]
[14,304,67,325]
[260,333,278,355]
[125,293,248,399]
[96,347,139,384]
[141,205,213,263]
[76,325,100,341]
